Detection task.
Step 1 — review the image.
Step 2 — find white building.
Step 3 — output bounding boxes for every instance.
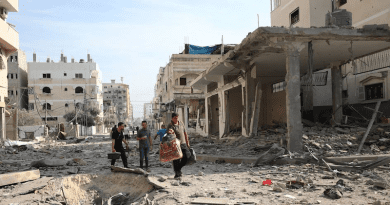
[27,53,104,129]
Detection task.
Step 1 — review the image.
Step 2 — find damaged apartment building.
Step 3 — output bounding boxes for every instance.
[153,44,234,134]
[27,53,104,136]
[103,79,133,126]
[190,0,390,152]
[270,0,390,124]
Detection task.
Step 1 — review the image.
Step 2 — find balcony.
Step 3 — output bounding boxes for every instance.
[0,0,18,12]
[0,19,19,56]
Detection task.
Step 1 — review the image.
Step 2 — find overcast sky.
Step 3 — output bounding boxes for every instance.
[11,0,271,118]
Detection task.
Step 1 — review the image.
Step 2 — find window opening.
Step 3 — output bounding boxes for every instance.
[365,83,383,100]
[64,73,67,76]
[75,87,84,93]
[75,73,83,78]
[340,0,347,6]
[43,103,51,110]
[64,88,68,91]
[43,87,51,94]
[290,8,300,25]
[43,73,51,78]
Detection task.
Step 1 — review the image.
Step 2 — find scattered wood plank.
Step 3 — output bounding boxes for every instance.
[358,101,381,153]
[0,169,40,187]
[191,197,230,204]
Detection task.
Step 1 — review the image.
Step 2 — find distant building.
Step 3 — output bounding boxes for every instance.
[153,44,229,135]
[103,79,132,125]
[7,50,28,110]
[0,0,20,141]
[27,53,104,131]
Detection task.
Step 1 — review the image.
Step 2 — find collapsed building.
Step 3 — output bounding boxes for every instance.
[190,26,390,152]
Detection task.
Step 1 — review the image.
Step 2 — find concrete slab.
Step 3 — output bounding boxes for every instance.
[0,169,40,187]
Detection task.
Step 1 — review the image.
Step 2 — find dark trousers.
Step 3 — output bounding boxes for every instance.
[173,144,190,172]
[124,134,129,140]
[111,146,128,167]
[139,146,149,168]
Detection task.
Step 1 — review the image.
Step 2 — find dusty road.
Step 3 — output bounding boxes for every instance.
[0,132,389,205]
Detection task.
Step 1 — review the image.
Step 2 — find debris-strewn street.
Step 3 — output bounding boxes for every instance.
[1,125,390,204]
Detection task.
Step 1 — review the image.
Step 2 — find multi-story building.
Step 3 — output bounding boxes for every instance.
[28,53,104,129]
[153,44,228,134]
[271,0,390,123]
[103,79,131,125]
[7,50,28,109]
[0,0,19,142]
[5,50,27,140]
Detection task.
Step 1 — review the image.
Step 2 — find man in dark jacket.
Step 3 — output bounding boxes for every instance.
[111,122,129,168]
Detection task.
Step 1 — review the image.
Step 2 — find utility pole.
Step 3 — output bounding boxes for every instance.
[74,100,79,138]
[45,99,47,137]
[83,85,87,136]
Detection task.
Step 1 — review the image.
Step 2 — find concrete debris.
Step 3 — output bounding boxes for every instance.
[254,144,285,166]
[0,169,40,186]
[31,159,67,168]
[373,181,388,189]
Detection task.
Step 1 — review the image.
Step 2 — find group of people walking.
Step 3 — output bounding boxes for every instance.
[110,112,191,178]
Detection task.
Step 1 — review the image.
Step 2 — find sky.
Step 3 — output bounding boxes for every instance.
[10,0,271,118]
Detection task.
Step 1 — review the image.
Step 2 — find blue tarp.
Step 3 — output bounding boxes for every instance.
[188,44,220,54]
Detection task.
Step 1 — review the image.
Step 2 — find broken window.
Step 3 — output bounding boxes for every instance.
[75,86,84,93]
[64,73,67,76]
[64,88,68,91]
[290,7,299,25]
[272,81,286,93]
[365,83,383,100]
[180,78,186,86]
[42,103,51,110]
[43,87,51,94]
[75,73,83,78]
[43,73,51,78]
[340,0,347,6]
[65,103,69,107]
[28,103,34,110]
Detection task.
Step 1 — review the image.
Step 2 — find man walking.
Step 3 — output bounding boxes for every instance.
[167,113,191,178]
[137,121,153,172]
[111,122,129,168]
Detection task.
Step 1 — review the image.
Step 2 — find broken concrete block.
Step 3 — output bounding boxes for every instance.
[254,144,285,166]
[0,169,40,187]
[374,181,387,189]
[10,176,53,196]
